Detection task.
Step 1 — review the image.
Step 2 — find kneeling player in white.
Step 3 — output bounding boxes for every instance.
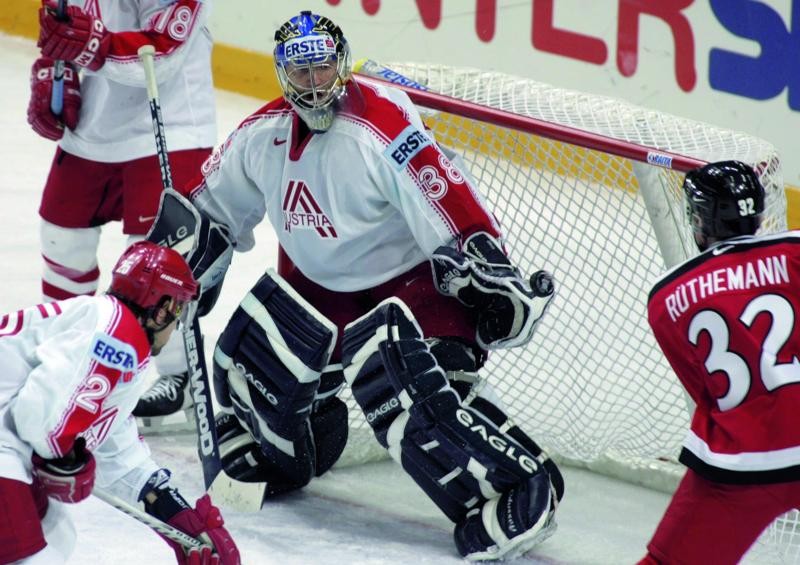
[0,242,240,564]
[147,11,564,560]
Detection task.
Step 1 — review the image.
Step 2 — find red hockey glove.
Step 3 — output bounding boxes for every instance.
[31,437,95,504]
[38,1,110,71]
[166,495,240,565]
[27,57,81,141]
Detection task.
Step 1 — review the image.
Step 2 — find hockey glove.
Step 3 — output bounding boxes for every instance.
[27,57,81,141]
[431,231,555,350]
[167,496,240,565]
[31,437,95,504]
[38,1,110,71]
[147,190,234,318]
[143,481,241,565]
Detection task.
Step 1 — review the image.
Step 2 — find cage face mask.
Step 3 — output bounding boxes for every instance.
[274,11,352,132]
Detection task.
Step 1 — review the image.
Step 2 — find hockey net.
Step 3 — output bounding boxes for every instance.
[339,63,794,562]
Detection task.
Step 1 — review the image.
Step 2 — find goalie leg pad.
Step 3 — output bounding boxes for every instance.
[309,366,348,476]
[213,269,338,494]
[429,337,564,506]
[216,396,348,496]
[342,298,550,527]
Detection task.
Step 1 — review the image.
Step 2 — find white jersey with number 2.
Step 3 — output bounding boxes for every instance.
[0,295,160,504]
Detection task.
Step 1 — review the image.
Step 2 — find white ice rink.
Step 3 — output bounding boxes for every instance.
[0,33,781,565]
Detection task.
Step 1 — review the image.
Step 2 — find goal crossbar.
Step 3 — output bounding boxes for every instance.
[356,73,707,172]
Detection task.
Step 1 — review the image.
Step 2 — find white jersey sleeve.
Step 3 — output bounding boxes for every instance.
[349,83,501,255]
[191,103,288,251]
[3,296,154,487]
[88,0,210,88]
[93,415,160,504]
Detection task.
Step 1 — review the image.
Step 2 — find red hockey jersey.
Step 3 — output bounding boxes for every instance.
[648,231,800,483]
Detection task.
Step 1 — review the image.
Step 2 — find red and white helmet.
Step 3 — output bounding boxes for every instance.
[110,241,198,315]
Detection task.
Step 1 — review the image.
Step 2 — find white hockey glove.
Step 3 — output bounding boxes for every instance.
[431,232,555,350]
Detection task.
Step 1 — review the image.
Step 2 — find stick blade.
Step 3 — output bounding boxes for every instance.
[208,471,267,513]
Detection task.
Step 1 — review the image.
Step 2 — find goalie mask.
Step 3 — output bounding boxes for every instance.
[274,11,353,132]
[683,160,765,252]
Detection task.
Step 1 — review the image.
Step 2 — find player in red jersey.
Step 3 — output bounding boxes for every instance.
[640,160,800,564]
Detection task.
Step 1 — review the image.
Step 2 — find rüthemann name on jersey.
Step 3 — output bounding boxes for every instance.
[664,254,790,322]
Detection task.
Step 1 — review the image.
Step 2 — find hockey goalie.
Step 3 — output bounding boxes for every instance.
[147,10,564,560]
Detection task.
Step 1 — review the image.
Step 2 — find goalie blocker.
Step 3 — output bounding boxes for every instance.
[146,189,234,316]
[342,298,564,561]
[212,270,349,496]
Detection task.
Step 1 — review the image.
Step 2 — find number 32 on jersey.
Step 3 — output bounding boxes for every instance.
[689,293,800,411]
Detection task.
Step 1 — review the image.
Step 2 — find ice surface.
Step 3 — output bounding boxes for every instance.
[0,32,692,565]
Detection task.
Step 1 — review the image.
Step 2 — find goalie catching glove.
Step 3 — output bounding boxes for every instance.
[431,232,554,350]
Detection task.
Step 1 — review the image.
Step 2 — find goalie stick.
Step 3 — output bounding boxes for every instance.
[93,488,208,552]
[137,45,265,512]
[49,0,67,115]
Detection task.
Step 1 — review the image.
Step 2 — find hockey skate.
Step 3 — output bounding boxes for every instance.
[454,473,555,561]
[133,373,195,434]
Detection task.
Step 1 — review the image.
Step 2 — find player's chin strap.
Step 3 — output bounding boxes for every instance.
[108,293,175,346]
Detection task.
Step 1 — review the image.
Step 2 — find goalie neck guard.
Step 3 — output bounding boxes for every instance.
[273,11,353,132]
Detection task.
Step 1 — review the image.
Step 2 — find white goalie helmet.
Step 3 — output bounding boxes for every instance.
[273,11,353,132]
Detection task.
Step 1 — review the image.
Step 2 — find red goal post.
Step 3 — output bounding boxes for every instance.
[362,75,708,173]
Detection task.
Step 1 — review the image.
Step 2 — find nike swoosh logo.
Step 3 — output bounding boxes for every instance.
[712,244,734,256]
[138,215,157,223]
[273,138,287,146]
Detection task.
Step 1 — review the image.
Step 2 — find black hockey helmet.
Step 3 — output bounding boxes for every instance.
[683,160,765,251]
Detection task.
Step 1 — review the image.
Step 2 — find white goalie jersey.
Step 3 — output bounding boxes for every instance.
[190,80,502,292]
[0,296,160,503]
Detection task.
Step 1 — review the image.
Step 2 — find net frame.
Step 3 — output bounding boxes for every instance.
[336,64,791,562]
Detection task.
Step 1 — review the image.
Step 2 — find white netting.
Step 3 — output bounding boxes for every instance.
[338,63,790,561]
[341,63,786,465]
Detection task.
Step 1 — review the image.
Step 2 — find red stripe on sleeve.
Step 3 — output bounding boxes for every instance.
[46,300,150,457]
[356,85,501,241]
[105,1,202,61]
